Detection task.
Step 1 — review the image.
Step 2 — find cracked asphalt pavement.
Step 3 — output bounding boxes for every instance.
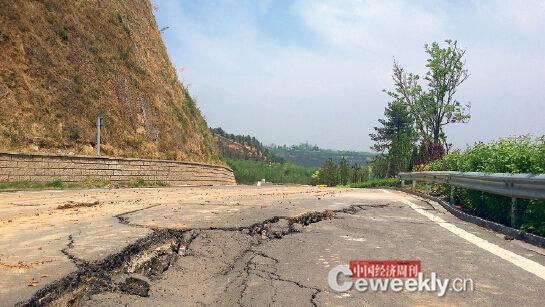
[1,186,544,306]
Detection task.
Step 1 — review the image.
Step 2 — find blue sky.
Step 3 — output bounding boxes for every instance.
[153,0,545,151]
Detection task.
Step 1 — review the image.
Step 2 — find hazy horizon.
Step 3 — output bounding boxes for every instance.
[154,0,545,151]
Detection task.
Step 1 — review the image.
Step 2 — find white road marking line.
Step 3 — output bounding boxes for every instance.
[402,199,545,281]
[380,189,392,194]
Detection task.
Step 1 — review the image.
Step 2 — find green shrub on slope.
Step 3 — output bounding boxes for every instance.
[430,136,545,236]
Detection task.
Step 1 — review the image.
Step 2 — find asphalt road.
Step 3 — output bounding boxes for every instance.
[1,186,544,306]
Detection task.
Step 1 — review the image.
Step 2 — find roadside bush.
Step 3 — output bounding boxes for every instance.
[66,125,81,141]
[227,159,315,185]
[342,178,400,188]
[125,135,146,149]
[2,126,24,144]
[430,136,545,236]
[430,136,545,173]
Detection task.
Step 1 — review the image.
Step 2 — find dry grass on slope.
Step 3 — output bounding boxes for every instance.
[0,0,222,164]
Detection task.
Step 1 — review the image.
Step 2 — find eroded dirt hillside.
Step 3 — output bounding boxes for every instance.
[0,0,222,163]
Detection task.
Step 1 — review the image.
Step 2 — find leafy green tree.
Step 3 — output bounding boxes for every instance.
[350,163,360,183]
[368,155,389,179]
[386,39,470,162]
[320,158,339,186]
[350,163,370,183]
[311,170,321,185]
[370,100,416,176]
[338,157,350,185]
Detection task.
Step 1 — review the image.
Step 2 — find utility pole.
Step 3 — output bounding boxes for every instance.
[96,116,104,156]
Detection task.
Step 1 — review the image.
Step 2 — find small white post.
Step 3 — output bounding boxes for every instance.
[96,116,104,156]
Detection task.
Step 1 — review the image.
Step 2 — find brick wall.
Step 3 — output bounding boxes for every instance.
[0,152,235,186]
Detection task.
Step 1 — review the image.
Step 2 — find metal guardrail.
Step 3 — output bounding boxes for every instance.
[398,171,545,227]
[399,171,545,200]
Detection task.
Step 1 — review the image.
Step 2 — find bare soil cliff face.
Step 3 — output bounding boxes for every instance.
[0,0,222,163]
[215,135,268,161]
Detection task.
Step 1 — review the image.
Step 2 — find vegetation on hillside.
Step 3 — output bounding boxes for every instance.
[0,1,221,163]
[268,143,374,168]
[227,159,315,185]
[212,128,284,162]
[219,134,375,186]
[429,136,545,235]
[340,178,401,189]
[212,128,314,184]
[312,157,371,187]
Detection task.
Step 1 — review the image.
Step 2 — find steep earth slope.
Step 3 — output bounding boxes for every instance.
[0,0,222,163]
[212,127,284,162]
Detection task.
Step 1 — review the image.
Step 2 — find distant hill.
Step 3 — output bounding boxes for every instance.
[212,128,284,162]
[268,143,375,167]
[212,128,375,168]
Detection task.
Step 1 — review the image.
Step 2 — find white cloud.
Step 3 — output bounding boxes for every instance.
[294,0,446,51]
[471,0,545,33]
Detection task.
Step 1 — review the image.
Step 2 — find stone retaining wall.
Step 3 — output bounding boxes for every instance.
[0,152,235,186]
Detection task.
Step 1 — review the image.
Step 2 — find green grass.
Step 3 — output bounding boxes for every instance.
[227,159,316,185]
[339,178,401,188]
[44,3,53,12]
[58,27,68,40]
[0,179,168,190]
[120,178,168,188]
[0,180,67,190]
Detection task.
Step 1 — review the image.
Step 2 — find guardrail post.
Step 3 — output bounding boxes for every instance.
[426,183,431,193]
[401,179,405,188]
[511,197,525,229]
[412,180,416,191]
[450,186,455,205]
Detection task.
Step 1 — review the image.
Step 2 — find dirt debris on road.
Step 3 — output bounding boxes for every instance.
[0,185,363,305]
[56,201,100,210]
[1,186,544,306]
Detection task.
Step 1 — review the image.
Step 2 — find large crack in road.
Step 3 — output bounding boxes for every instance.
[6,187,545,306]
[19,204,378,306]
